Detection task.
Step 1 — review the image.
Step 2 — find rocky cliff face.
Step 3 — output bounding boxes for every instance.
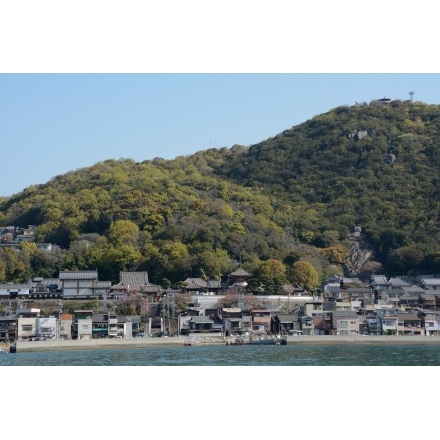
[345,226,373,276]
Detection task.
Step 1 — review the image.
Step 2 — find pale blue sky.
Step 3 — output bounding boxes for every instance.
[1,73,439,196]
[1,2,439,197]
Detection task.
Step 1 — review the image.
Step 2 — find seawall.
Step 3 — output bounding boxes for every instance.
[9,334,440,353]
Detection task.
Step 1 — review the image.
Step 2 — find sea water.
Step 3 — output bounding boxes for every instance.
[1,343,440,366]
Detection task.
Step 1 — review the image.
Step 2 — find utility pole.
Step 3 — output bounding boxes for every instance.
[103,290,108,313]
[57,300,63,340]
[409,90,415,102]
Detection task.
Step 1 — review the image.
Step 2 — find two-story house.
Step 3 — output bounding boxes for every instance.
[16,307,40,341]
[0,314,17,342]
[424,313,440,335]
[397,313,423,335]
[251,308,273,334]
[332,310,360,335]
[219,307,243,334]
[380,310,398,335]
[60,270,111,300]
[271,313,301,335]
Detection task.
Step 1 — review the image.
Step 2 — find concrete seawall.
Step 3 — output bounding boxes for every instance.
[9,334,440,353]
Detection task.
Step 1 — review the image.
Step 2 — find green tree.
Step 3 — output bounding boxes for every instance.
[320,244,348,265]
[289,260,319,291]
[255,259,287,295]
[108,220,140,247]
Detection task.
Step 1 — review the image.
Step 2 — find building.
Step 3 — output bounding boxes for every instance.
[60,270,111,299]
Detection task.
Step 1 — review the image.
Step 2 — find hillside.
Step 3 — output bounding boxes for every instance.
[1,98,440,285]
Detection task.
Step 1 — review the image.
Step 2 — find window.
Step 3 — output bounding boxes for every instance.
[339,320,348,328]
[21,325,33,331]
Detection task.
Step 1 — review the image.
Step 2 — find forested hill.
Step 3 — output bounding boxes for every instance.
[1,98,440,285]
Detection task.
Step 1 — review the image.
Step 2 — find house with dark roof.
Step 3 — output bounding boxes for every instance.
[183,315,217,333]
[418,277,440,292]
[271,313,301,335]
[0,314,17,342]
[181,277,223,294]
[0,283,32,300]
[28,277,62,299]
[370,275,389,296]
[109,271,162,300]
[387,277,412,290]
[59,270,111,300]
[282,283,308,297]
[219,307,244,334]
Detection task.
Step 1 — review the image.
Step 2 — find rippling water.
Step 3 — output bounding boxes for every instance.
[1,344,440,366]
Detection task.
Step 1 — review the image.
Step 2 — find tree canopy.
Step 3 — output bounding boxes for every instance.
[2,100,440,284]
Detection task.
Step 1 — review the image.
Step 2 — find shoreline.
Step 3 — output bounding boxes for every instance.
[5,334,440,353]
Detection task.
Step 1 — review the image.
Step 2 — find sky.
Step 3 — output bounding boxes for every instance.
[1,2,439,198]
[2,73,438,197]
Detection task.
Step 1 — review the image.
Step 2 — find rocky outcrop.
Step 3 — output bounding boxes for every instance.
[348,130,368,140]
[344,225,373,276]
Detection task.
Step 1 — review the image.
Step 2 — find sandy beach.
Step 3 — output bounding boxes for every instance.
[4,334,440,353]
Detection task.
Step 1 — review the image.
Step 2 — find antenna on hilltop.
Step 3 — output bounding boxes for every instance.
[409,91,415,102]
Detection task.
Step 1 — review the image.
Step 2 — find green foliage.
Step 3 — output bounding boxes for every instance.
[253,259,287,295]
[289,261,320,291]
[320,244,348,266]
[2,101,440,282]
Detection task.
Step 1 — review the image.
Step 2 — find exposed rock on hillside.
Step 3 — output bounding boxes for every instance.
[345,225,373,276]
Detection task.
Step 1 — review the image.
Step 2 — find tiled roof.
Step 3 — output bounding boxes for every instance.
[275,314,298,323]
[388,278,411,287]
[397,313,420,320]
[420,278,440,285]
[183,278,208,289]
[29,277,60,286]
[229,268,252,277]
[95,281,112,288]
[59,270,98,280]
[207,280,222,289]
[119,271,149,288]
[345,287,373,293]
[189,316,214,324]
[140,284,162,293]
[371,275,389,284]
[111,272,162,292]
[0,283,33,289]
